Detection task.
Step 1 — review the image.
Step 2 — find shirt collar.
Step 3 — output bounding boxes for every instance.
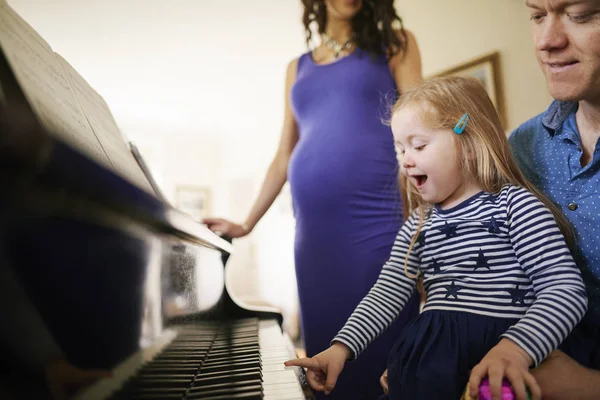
[542,100,578,136]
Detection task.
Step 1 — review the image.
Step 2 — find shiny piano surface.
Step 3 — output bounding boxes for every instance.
[0,10,314,396]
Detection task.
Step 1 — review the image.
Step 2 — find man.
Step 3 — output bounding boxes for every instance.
[509,0,600,398]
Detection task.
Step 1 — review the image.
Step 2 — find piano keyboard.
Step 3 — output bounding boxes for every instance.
[74,319,314,400]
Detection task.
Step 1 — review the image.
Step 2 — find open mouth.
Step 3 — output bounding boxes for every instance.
[411,175,428,188]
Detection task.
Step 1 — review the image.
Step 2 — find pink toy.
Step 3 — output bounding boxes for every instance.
[478,378,531,400]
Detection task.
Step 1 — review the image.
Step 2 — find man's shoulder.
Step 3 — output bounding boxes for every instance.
[510,100,579,146]
[509,110,547,145]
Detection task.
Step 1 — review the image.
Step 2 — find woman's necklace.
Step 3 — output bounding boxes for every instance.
[322,33,354,60]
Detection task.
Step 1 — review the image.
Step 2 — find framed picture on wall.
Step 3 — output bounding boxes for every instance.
[175,186,210,221]
[430,51,506,128]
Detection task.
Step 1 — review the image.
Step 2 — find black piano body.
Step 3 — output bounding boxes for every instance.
[0,3,313,399]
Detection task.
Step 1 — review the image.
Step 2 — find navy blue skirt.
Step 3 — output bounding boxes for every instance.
[386,310,519,400]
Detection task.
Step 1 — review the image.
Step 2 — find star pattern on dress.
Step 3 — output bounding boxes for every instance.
[429,258,443,274]
[472,249,490,270]
[507,284,529,305]
[416,231,427,247]
[438,222,459,238]
[443,280,462,299]
[481,194,496,204]
[482,216,505,234]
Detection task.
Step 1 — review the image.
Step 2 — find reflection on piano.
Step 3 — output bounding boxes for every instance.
[0,3,313,399]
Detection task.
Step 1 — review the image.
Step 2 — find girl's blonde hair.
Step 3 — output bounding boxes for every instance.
[394,76,575,278]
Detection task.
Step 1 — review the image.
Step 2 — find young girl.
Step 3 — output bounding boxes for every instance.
[284,76,588,400]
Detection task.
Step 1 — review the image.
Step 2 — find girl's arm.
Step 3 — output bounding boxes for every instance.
[501,186,587,366]
[332,211,422,359]
[468,186,586,399]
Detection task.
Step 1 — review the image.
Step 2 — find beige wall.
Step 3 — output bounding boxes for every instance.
[396,0,553,132]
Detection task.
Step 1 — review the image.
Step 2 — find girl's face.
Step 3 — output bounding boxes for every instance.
[391,105,482,209]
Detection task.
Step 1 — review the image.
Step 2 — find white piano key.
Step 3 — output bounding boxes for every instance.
[259,319,311,400]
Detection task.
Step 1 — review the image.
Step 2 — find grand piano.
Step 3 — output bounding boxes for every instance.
[0,2,313,399]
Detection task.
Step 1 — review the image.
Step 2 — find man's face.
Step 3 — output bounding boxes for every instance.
[528,0,600,103]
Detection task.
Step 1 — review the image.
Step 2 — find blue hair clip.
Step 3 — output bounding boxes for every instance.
[454,113,469,134]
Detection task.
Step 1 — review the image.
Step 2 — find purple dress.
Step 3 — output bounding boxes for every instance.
[288,49,420,400]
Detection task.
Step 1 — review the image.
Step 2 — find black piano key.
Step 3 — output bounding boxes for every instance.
[205,351,260,361]
[189,391,263,400]
[188,378,260,394]
[204,356,260,366]
[194,367,262,382]
[212,342,258,349]
[206,348,258,359]
[202,356,260,366]
[121,378,192,389]
[112,393,185,400]
[164,346,212,351]
[200,360,262,373]
[161,347,211,352]
[111,387,185,396]
[109,388,186,400]
[137,367,199,375]
[200,361,260,374]
[203,358,260,370]
[211,343,259,351]
[189,383,262,398]
[193,370,262,386]
[215,332,257,339]
[134,374,195,380]
[108,384,188,400]
[213,337,257,343]
[144,360,203,367]
[186,383,263,399]
[214,334,257,341]
[153,354,207,361]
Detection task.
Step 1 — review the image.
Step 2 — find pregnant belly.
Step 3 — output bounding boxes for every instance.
[288,137,399,212]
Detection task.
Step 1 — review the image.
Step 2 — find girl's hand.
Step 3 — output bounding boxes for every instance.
[468,338,541,400]
[283,342,351,395]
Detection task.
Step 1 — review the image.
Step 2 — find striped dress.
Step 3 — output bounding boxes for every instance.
[333,185,587,400]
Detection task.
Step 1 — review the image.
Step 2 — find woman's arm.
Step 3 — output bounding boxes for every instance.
[242,58,300,231]
[388,29,423,94]
[203,58,300,237]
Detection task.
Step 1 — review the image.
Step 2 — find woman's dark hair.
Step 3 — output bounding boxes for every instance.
[301,0,407,59]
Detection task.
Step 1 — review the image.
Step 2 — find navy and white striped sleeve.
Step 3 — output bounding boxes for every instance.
[501,186,587,366]
[332,211,421,359]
